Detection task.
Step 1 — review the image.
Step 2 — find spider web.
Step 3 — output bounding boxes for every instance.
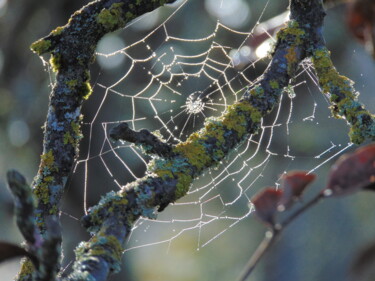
[67,0,353,255]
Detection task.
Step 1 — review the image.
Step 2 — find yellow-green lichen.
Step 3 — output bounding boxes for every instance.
[312,47,375,144]
[30,39,52,56]
[249,85,265,98]
[269,80,280,89]
[105,234,124,261]
[63,121,82,145]
[277,21,305,45]
[174,134,213,171]
[221,101,262,137]
[175,173,193,199]
[33,150,58,204]
[80,81,93,100]
[40,150,57,172]
[75,233,123,273]
[285,46,298,75]
[50,53,62,72]
[63,132,74,145]
[97,3,125,31]
[51,26,64,36]
[17,258,35,279]
[312,48,354,97]
[125,11,135,21]
[204,122,226,144]
[222,110,247,137]
[71,121,83,139]
[49,205,59,215]
[66,79,78,90]
[154,166,174,179]
[34,183,50,205]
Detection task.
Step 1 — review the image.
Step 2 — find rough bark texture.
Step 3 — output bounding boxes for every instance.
[8,0,375,280]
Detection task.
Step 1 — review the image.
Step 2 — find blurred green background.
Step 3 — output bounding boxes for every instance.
[0,0,375,280]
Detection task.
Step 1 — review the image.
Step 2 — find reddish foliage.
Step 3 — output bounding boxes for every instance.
[325,143,375,196]
[251,188,283,226]
[346,0,375,43]
[279,171,316,209]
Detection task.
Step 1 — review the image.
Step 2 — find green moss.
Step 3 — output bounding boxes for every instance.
[97,3,125,31]
[30,39,52,56]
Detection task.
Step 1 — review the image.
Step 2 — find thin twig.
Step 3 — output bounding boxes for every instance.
[238,230,278,281]
[281,192,325,228]
[239,192,326,281]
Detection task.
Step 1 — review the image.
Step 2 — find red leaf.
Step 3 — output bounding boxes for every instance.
[251,188,283,226]
[278,171,316,209]
[346,1,374,43]
[325,144,375,196]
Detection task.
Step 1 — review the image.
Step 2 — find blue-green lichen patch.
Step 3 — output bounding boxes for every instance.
[149,156,194,200]
[312,46,375,144]
[277,20,305,45]
[74,232,123,274]
[277,21,305,45]
[84,191,130,233]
